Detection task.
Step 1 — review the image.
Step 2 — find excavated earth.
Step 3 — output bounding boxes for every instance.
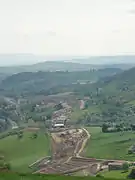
[33,128,102,175]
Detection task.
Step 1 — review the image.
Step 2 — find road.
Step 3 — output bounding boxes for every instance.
[76,128,90,157]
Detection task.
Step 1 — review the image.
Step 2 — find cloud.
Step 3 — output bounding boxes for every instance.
[112,29,121,33]
[0,0,135,57]
[128,9,135,14]
[47,31,57,37]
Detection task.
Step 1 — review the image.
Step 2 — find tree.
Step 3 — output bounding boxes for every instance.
[31,133,38,139]
[102,99,107,104]
[55,103,63,110]
[122,162,129,172]
[17,132,23,139]
[46,113,52,120]
[4,162,11,170]
[84,101,89,109]
[116,125,122,132]
[96,88,99,96]
[31,105,36,112]
[131,124,135,131]
[102,123,109,133]
[128,168,135,179]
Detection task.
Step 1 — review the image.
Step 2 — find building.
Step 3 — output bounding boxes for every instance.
[53,123,65,128]
[108,162,123,171]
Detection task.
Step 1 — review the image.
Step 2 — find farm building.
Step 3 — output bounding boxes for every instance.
[108,162,123,171]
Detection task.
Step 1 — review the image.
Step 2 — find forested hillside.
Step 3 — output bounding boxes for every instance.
[72,66,135,127]
[86,66,135,98]
[0,68,122,96]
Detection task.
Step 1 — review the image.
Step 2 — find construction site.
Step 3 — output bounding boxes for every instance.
[27,101,131,176]
[29,126,125,176]
[30,127,97,175]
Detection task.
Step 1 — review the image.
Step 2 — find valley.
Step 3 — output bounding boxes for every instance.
[1,61,135,180]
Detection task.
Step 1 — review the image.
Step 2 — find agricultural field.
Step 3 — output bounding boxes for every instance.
[85,127,135,161]
[71,106,101,124]
[0,173,123,180]
[0,130,50,172]
[74,169,130,178]
[100,170,129,179]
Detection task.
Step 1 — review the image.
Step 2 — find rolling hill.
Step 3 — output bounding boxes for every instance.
[66,67,135,126]
[96,66,135,94]
[0,54,135,75]
[86,66,135,108]
[0,68,122,97]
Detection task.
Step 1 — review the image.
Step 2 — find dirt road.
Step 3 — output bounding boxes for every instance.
[76,128,90,157]
[34,127,102,175]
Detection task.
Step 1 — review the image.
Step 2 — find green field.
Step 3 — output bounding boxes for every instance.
[0,173,127,180]
[85,127,135,161]
[0,131,50,172]
[100,170,129,179]
[126,99,135,105]
[71,106,101,122]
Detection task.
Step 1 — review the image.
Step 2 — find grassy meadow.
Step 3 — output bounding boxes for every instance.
[100,170,129,179]
[0,173,128,180]
[85,127,135,161]
[0,130,50,172]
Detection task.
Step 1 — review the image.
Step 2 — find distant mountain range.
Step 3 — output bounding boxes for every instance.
[0,54,135,75]
[0,53,135,97]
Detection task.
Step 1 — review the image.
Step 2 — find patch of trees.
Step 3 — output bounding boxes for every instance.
[128,168,135,179]
[0,129,24,140]
[102,123,131,133]
[102,123,110,133]
[30,133,38,139]
[17,131,23,139]
[122,162,129,172]
[131,124,135,131]
[54,103,63,111]
[0,157,11,171]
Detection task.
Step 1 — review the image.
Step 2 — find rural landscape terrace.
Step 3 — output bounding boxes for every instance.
[1,56,135,180]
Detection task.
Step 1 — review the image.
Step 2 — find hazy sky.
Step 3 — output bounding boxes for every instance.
[0,0,135,63]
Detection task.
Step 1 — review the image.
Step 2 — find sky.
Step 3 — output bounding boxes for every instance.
[0,0,135,65]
